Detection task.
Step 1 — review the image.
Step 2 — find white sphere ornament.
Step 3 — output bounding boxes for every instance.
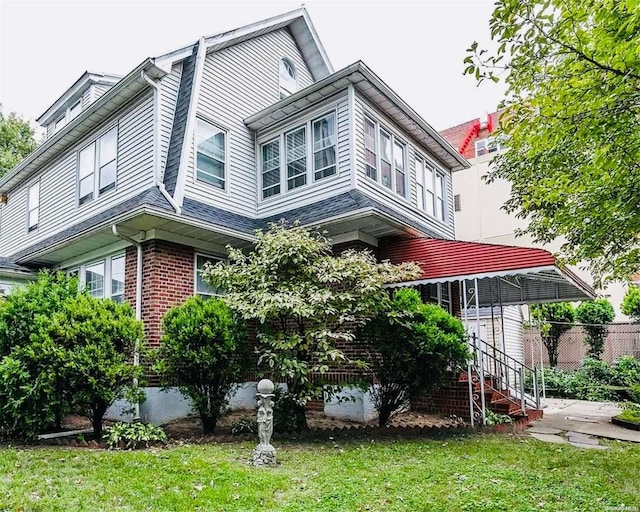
[257,379,274,394]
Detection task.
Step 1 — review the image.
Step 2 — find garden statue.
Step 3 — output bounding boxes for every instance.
[251,379,277,466]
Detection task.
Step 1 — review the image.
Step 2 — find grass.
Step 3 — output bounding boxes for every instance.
[0,434,638,511]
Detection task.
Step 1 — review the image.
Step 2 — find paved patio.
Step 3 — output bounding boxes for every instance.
[527,398,639,446]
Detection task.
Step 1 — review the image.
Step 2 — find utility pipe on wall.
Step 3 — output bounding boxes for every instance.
[112,225,143,421]
[141,70,181,214]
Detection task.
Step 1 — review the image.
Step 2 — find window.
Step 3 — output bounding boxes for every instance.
[393,140,406,197]
[286,126,306,190]
[364,118,407,198]
[380,130,392,189]
[279,58,297,98]
[195,254,224,298]
[196,119,226,190]
[475,136,505,157]
[70,254,125,301]
[110,255,125,303]
[27,181,40,232]
[416,156,447,222]
[313,113,336,180]
[77,126,118,205]
[454,194,461,212]
[364,118,377,180]
[421,282,453,314]
[260,111,338,200]
[261,139,280,199]
[85,261,105,298]
[69,100,82,121]
[54,116,66,132]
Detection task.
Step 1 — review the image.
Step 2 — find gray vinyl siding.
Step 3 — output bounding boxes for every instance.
[255,92,352,218]
[183,28,314,218]
[91,84,113,103]
[159,63,183,176]
[353,93,455,240]
[82,87,92,108]
[0,92,155,257]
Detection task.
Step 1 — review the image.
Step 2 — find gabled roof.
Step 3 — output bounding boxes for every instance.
[155,8,333,81]
[245,61,470,172]
[37,71,122,125]
[380,237,596,306]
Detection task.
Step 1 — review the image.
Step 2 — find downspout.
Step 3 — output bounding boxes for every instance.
[111,224,143,422]
[141,70,182,214]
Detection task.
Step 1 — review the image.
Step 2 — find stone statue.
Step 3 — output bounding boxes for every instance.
[251,379,277,467]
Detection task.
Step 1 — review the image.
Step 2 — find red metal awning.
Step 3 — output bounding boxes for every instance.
[380,238,596,306]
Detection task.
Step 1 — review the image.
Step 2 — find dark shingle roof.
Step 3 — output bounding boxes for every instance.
[10,188,173,261]
[163,43,198,195]
[0,257,32,273]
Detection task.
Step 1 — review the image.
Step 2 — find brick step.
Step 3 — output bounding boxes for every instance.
[489,397,522,414]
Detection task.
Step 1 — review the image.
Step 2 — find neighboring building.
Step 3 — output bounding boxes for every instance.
[0,12,592,424]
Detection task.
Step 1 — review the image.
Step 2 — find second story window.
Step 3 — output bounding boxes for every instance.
[313,113,336,180]
[279,58,297,98]
[286,126,307,190]
[196,119,226,190]
[365,117,407,199]
[78,126,118,205]
[27,181,40,232]
[416,156,447,222]
[261,140,280,198]
[475,136,506,157]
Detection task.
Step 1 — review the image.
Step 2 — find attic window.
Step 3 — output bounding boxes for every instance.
[279,58,297,98]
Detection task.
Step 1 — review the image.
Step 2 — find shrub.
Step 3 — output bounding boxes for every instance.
[34,294,145,438]
[621,286,640,322]
[529,303,574,367]
[153,297,251,434]
[230,418,257,435]
[360,288,469,427]
[103,422,167,449]
[484,410,513,426]
[611,356,640,387]
[575,299,615,358]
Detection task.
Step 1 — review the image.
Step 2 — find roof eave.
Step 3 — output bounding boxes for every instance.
[0,59,165,195]
[245,61,470,171]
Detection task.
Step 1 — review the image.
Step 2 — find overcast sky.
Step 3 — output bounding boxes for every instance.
[0,0,504,134]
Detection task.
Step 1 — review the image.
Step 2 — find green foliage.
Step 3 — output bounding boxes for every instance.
[535,356,640,401]
[575,299,615,358]
[618,402,640,425]
[34,294,145,438]
[484,410,514,426]
[465,1,640,284]
[0,107,37,178]
[103,421,167,449]
[530,303,575,367]
[621,286,640,322]
[153,296,251,434]
[0,272,143,441]
[230,418,257,436]
[360,288,469,426]
[202,222,420,430]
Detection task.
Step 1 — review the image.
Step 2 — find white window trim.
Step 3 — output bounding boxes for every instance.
[258,109,339,203]
[194,117,230,195]
[260,137,281,199]
[415,151,449,225]
[279,57,298,98]
[76,123,119,207]
[52,98,83,134]
[194,253,224,298]
[475,136,505,157]
[362,115,409,201]
[69,253,125,301]
[26,180,40,233]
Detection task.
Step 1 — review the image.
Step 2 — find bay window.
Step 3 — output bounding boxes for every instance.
[416,155,447,222]
[286,126,307,190]
[363,117,407,198]
[312,113,336,180]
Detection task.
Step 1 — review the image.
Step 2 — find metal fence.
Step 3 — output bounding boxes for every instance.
[524,323,640,370]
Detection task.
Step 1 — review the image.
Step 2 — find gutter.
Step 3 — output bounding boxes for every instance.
[140,71,182,214]
[111,224,143,422]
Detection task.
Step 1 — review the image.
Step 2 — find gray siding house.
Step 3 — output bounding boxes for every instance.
[0,9,467,422]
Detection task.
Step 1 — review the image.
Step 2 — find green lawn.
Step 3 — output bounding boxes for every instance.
[0,435,638,512]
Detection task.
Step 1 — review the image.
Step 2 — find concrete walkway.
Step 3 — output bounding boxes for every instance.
[527,398,639,445]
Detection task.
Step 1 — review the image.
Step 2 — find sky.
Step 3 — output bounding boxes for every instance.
[0,0,505,134]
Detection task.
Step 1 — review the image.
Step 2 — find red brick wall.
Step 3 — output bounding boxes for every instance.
[439,111,502,160]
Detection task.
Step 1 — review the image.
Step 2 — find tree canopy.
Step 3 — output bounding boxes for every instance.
[202,222,420,429]
[0,107,37,178]
[575,299,615,359]
[466,0,640,284]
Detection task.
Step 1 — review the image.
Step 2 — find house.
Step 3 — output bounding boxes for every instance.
[0,10,594,425]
